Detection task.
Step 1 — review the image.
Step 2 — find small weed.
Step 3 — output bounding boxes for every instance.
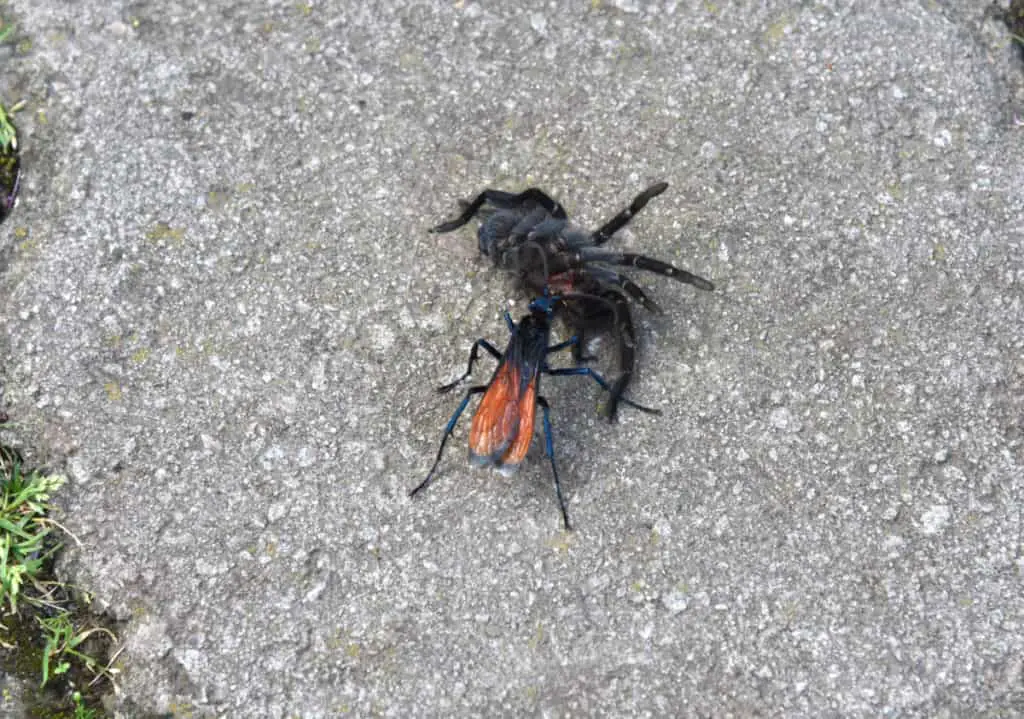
[1,97,22,223]
[0,439,120,715]
[0,100,20,153]
[0,461,65,618]
[73,691,98,719]
[39,612,117,687]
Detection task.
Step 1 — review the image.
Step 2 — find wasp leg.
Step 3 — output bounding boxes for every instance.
[546,366,661,416]
[537,396,571,531]
[590,182,668,245]
[556,289,639,419]
[569,326,599,363]
[502,311,518,333]
[546,335,579,355]
[411,385,488,498]
[438,339,503,393]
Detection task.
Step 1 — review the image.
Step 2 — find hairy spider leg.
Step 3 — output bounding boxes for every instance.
[488,188,567,219]
[576,249,716,291]
[581,290,634,419]
[566,321,599,364]
[603,291,639,420]
[430,188,567,234]
[511,238,554,285]
[508,205,554,241]
[590,182,669,245]
[552,288,639,420]
[527,216,569,241]
[579,267,665,314]
[478,210,525,257]
[545,286,654,419]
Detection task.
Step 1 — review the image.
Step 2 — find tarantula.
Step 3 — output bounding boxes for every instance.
[429,182,713,419]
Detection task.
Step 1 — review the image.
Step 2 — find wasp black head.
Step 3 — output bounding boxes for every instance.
[527,292,560,318]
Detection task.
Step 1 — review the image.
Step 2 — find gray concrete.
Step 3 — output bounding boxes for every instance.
[2,1,1023,716]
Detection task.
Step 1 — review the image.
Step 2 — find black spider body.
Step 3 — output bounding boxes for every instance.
[430,183,713,419]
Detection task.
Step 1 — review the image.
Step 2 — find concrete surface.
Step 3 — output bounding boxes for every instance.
[2,0,1023,716]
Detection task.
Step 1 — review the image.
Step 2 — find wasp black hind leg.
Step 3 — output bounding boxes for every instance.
[546,365,659,416]
[536,396,572,531]
[413,335,507,498]
[411,385,488,498]
[568,325,599,364]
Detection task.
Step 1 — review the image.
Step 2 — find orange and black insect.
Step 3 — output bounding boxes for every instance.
[410,293,658,530]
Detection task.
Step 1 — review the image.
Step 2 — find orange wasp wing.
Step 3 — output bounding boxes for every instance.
[498,378,536,467]
[469,360,537,468]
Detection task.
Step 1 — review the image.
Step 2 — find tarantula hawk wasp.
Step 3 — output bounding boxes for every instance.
[410,292,659,530]
[429,182,713,420]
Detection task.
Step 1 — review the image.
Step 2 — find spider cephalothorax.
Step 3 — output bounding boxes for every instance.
[430,182,713,419]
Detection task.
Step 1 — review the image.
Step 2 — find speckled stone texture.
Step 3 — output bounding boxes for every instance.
[1,1,1022,716]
